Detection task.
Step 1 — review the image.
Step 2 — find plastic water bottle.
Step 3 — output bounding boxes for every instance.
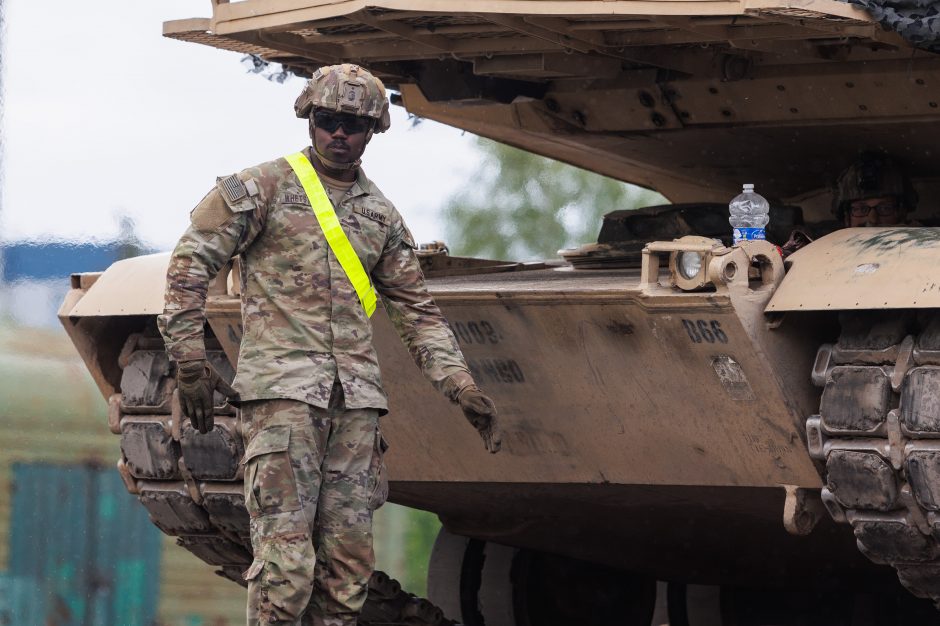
[729,184,770,244]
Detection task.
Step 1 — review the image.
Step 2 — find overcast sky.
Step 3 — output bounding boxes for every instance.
[0,0,481,250]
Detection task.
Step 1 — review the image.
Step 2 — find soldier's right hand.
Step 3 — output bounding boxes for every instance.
[176,359,239,434]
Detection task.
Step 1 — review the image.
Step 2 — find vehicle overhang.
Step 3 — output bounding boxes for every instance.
[160,0,937,206]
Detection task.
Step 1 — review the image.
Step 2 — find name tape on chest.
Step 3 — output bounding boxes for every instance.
[280,192,311,206]
[354,206,389,226]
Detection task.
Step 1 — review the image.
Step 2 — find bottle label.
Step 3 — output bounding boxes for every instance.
[732,227,766,244]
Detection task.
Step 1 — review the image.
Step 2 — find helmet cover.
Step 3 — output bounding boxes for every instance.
[832,152,918,219]
[294,64,391,133]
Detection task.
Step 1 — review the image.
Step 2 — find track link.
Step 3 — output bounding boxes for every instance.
[809,312,940,607]
[113,334,455,625]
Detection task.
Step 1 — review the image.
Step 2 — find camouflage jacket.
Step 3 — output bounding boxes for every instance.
[158,147,473,412]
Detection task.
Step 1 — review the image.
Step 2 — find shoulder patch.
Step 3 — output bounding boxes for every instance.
[354,205,389,226]
[191,189,235,232]
[215,173,258,213]
[218,174,247,204]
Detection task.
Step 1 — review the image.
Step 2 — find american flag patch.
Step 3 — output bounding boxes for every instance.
[219,175,247,203]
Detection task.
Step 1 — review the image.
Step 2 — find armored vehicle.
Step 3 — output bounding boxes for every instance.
[60,1,940,624]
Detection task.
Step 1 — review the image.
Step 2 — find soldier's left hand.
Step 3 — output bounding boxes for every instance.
[457,385,501,453]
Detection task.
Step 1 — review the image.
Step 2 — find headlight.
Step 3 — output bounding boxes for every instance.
[677,251,703,279]
[645,236,730,292]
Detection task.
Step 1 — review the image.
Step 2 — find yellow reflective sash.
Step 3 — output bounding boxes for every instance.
[285,152,377,317]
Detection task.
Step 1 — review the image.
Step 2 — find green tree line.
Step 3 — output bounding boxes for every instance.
[443,138,666,261]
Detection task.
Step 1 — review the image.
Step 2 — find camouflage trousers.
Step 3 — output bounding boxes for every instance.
[240,389,388,626]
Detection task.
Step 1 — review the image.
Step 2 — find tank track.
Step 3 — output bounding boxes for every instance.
[113,334,455,626]
[809,311,940,607]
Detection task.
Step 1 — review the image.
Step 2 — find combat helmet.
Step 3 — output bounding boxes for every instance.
[295,64,391,133]
[832,151,918,220]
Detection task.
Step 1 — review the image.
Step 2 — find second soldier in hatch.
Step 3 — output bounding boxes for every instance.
[782,151,920,256]
[158,64,501,626]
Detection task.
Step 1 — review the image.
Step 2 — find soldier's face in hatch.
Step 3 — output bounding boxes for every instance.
[846,196,903,227]
[310,109,372,165]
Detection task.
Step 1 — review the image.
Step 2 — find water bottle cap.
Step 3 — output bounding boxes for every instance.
[743,183,754,191]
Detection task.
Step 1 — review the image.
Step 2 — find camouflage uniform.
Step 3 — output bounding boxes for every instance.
[158,145,474,624]
[241,384,386,626]
[159,146,473,409]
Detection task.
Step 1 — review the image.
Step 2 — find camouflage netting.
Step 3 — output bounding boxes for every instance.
[847,0,940,52]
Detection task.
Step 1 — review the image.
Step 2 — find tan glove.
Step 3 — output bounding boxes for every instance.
[176,359,238,434]
[456,385,502,454]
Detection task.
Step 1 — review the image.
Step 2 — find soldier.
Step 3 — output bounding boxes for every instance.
[782,151,918,256]
[832,151,918,228]
[158,64,501,626]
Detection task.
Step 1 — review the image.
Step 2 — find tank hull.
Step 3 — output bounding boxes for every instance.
[191,259,862,585]
[59,241,940,624]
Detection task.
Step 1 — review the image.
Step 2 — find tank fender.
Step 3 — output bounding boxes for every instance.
[767,227,940,312]
[67,252,172,317]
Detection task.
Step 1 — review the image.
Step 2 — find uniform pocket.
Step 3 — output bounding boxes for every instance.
[368,431,389,511]
[243,425,302,517]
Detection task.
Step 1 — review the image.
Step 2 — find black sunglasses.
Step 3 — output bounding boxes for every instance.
[313,110,373,135]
